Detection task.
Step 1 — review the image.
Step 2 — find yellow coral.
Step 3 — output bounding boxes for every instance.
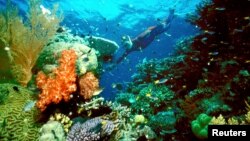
[0,0,62,86]
[227,117,239,125]
[245,111,250,123]
[49,113,73,133]
[210,114,226,125]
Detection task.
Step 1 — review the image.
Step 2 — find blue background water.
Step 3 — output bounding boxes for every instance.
[0,0,202,99]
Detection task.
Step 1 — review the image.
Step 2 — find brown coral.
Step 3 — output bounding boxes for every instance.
[78,72,100,100]
[0,0,62,86]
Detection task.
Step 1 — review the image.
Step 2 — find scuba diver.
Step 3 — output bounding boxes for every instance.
[115,8,175,64]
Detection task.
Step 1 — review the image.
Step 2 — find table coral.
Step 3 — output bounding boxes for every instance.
[36,49,77,111]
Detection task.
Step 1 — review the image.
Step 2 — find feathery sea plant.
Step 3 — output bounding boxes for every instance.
[0,0,62,86]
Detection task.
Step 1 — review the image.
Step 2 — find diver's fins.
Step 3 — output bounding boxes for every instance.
[121,35,133,50]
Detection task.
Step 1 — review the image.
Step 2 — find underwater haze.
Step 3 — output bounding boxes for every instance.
[0,0,250,141]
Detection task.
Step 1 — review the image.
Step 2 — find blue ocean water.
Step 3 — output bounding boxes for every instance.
[0,0,201,99]
[49,0,202,99]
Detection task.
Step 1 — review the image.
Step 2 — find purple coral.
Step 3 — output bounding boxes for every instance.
[66,117,115,141]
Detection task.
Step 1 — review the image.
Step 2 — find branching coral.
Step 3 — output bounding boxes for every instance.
[0,0,62,86]
[67,117,115,141]
[78,72,101,100]
[36,49,77,111]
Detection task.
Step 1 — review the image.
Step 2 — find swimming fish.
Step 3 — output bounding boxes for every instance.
[146,93,151,97]
[93,88,104,96]
[128,97,136,104]
[154,78,168,84]
[112,83,123,90]
[23,101,36,112]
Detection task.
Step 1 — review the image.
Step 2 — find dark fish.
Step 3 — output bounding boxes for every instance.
[112,83,123,90]
[56,27,65,33]
[83,57,89,62]
[87,48,92,54]
[13,86,19,92]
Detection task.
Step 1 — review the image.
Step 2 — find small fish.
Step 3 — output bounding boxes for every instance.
[201,37,208,44]
[233,29,243,33]
[93,88,104,96]
[204,30,215,35]
[208,52,219,56]
[13,86,19,92]
[142,58,147,63]
[244,16,250,20]
[40,5,51,15]
[215,7,225,11]
[23,101,36,112]
[101,120,107,126]
[4,46,10,51]
[154,78,168,84]
[164,33,172,37]
[87,48,92,54]
[87,111,92,116]
[128,97,136,104]
[245,60,250,63]
[82,57,89,62]
[112,83,123,90]
[146,93,151,97]
[190,57,199,62]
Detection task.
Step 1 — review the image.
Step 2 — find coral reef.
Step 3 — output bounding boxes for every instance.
[117,84,175,117]
[0,0,62,86]
[38,121,66,141]
[78,72,101,100]
[36,41,98,76]
[36,49,77,111]
[66,117,115,141]
[85,36,119,61]
[49,113,73,133]
[116,0,250,140]
[148,110,177,135]
[0,83,41,141]
[77,97,105,114]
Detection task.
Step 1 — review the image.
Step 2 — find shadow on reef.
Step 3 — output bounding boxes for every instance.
[116,0,250,140]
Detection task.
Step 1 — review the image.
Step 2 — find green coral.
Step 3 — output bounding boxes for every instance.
[131,84,174,116]
[148,110,177,135]
[191,113,212,139]
[0,85,9,104]
[36,41,98,76]
[115,93,136,106]
[38,121,66,141]
[0,83,41,141]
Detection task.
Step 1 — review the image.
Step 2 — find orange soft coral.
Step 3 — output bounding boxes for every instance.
[36,49,77,111]
[78,72,101,100]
